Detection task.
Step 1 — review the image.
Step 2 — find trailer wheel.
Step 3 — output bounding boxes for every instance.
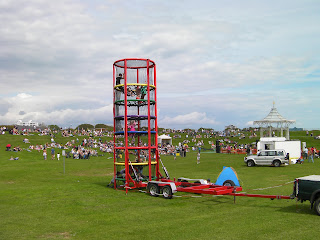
[247,160,255,167]
[223,180,235,187]
[314,197,320,216]
[148,183,160,197]
[273,160,281,167]
[162,185,173,199]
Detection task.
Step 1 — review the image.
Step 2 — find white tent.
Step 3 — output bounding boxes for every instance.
[158,134,172,145]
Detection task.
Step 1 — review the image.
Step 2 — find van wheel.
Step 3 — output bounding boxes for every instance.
[273,160,281,167]
[247,160,255,167]
[314,198,320,216]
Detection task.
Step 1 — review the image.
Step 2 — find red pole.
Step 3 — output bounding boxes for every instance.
[137,69,141,160]
[147,60,152,181]
[124,59,129,194]
[230,193,291,199]
[113,63,117,189]
[153,63,160,179]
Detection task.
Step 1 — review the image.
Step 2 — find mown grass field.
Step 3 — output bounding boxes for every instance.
[1,131,320,240]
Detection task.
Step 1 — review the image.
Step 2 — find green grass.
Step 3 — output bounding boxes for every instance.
[1,132,320,239]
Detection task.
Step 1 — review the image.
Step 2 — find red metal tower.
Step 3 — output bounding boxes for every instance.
[113,58,161,192]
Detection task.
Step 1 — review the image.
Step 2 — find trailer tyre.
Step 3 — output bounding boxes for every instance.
[162,185,173,199]
[247,160,255,167]
[314,197,320,216]
[148,183,160,197]
[273,160,281,167]
[223,180,235,187]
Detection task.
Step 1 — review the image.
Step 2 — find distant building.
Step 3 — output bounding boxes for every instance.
[290,127,303,131]
[225,125,238,130]
[224,125,240,136]
[16,120,39,128]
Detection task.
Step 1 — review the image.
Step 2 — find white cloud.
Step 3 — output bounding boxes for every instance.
[17,93,32,99]
[0,93,113,127]
[159,112,218,129]
[1,104,113,128]
[246,121,254,127]
[0,0,319,130]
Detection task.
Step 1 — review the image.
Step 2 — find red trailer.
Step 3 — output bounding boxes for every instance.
[145,177,291,201]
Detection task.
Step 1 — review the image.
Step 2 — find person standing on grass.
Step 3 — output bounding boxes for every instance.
[51,148,55,160]
[43,149,47,160]
[197,152,200,164]
[246,146,251,156]
[227,145,231,154]
[309,147,315,163]
[57,153,60,161]
[304,147,308,160]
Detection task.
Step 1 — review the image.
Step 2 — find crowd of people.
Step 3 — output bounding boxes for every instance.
[2,125,320,163]
[302,146,319,163]
[1,125,114,138]
[2,126,114,161]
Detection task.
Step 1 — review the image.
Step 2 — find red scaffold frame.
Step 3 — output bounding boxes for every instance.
[113,59,162,193]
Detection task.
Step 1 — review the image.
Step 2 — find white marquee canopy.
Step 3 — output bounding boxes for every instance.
[158,134,172,145]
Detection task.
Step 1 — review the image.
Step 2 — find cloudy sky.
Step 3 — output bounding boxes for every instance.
[0,0,319,130]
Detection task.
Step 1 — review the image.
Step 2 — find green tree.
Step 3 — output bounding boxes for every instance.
[76,124,94,130]
[48,125,61,130]
[95,124,113,131]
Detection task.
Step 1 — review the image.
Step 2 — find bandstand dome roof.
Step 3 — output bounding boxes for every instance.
[253,103,295,127]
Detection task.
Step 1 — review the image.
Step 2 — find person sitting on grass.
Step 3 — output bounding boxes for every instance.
[13,146,21,152]
[296,157,304,164]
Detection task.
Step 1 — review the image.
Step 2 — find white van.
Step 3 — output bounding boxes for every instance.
[244,149,289,167]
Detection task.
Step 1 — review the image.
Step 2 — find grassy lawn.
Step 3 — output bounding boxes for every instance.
[1,131,320,239]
